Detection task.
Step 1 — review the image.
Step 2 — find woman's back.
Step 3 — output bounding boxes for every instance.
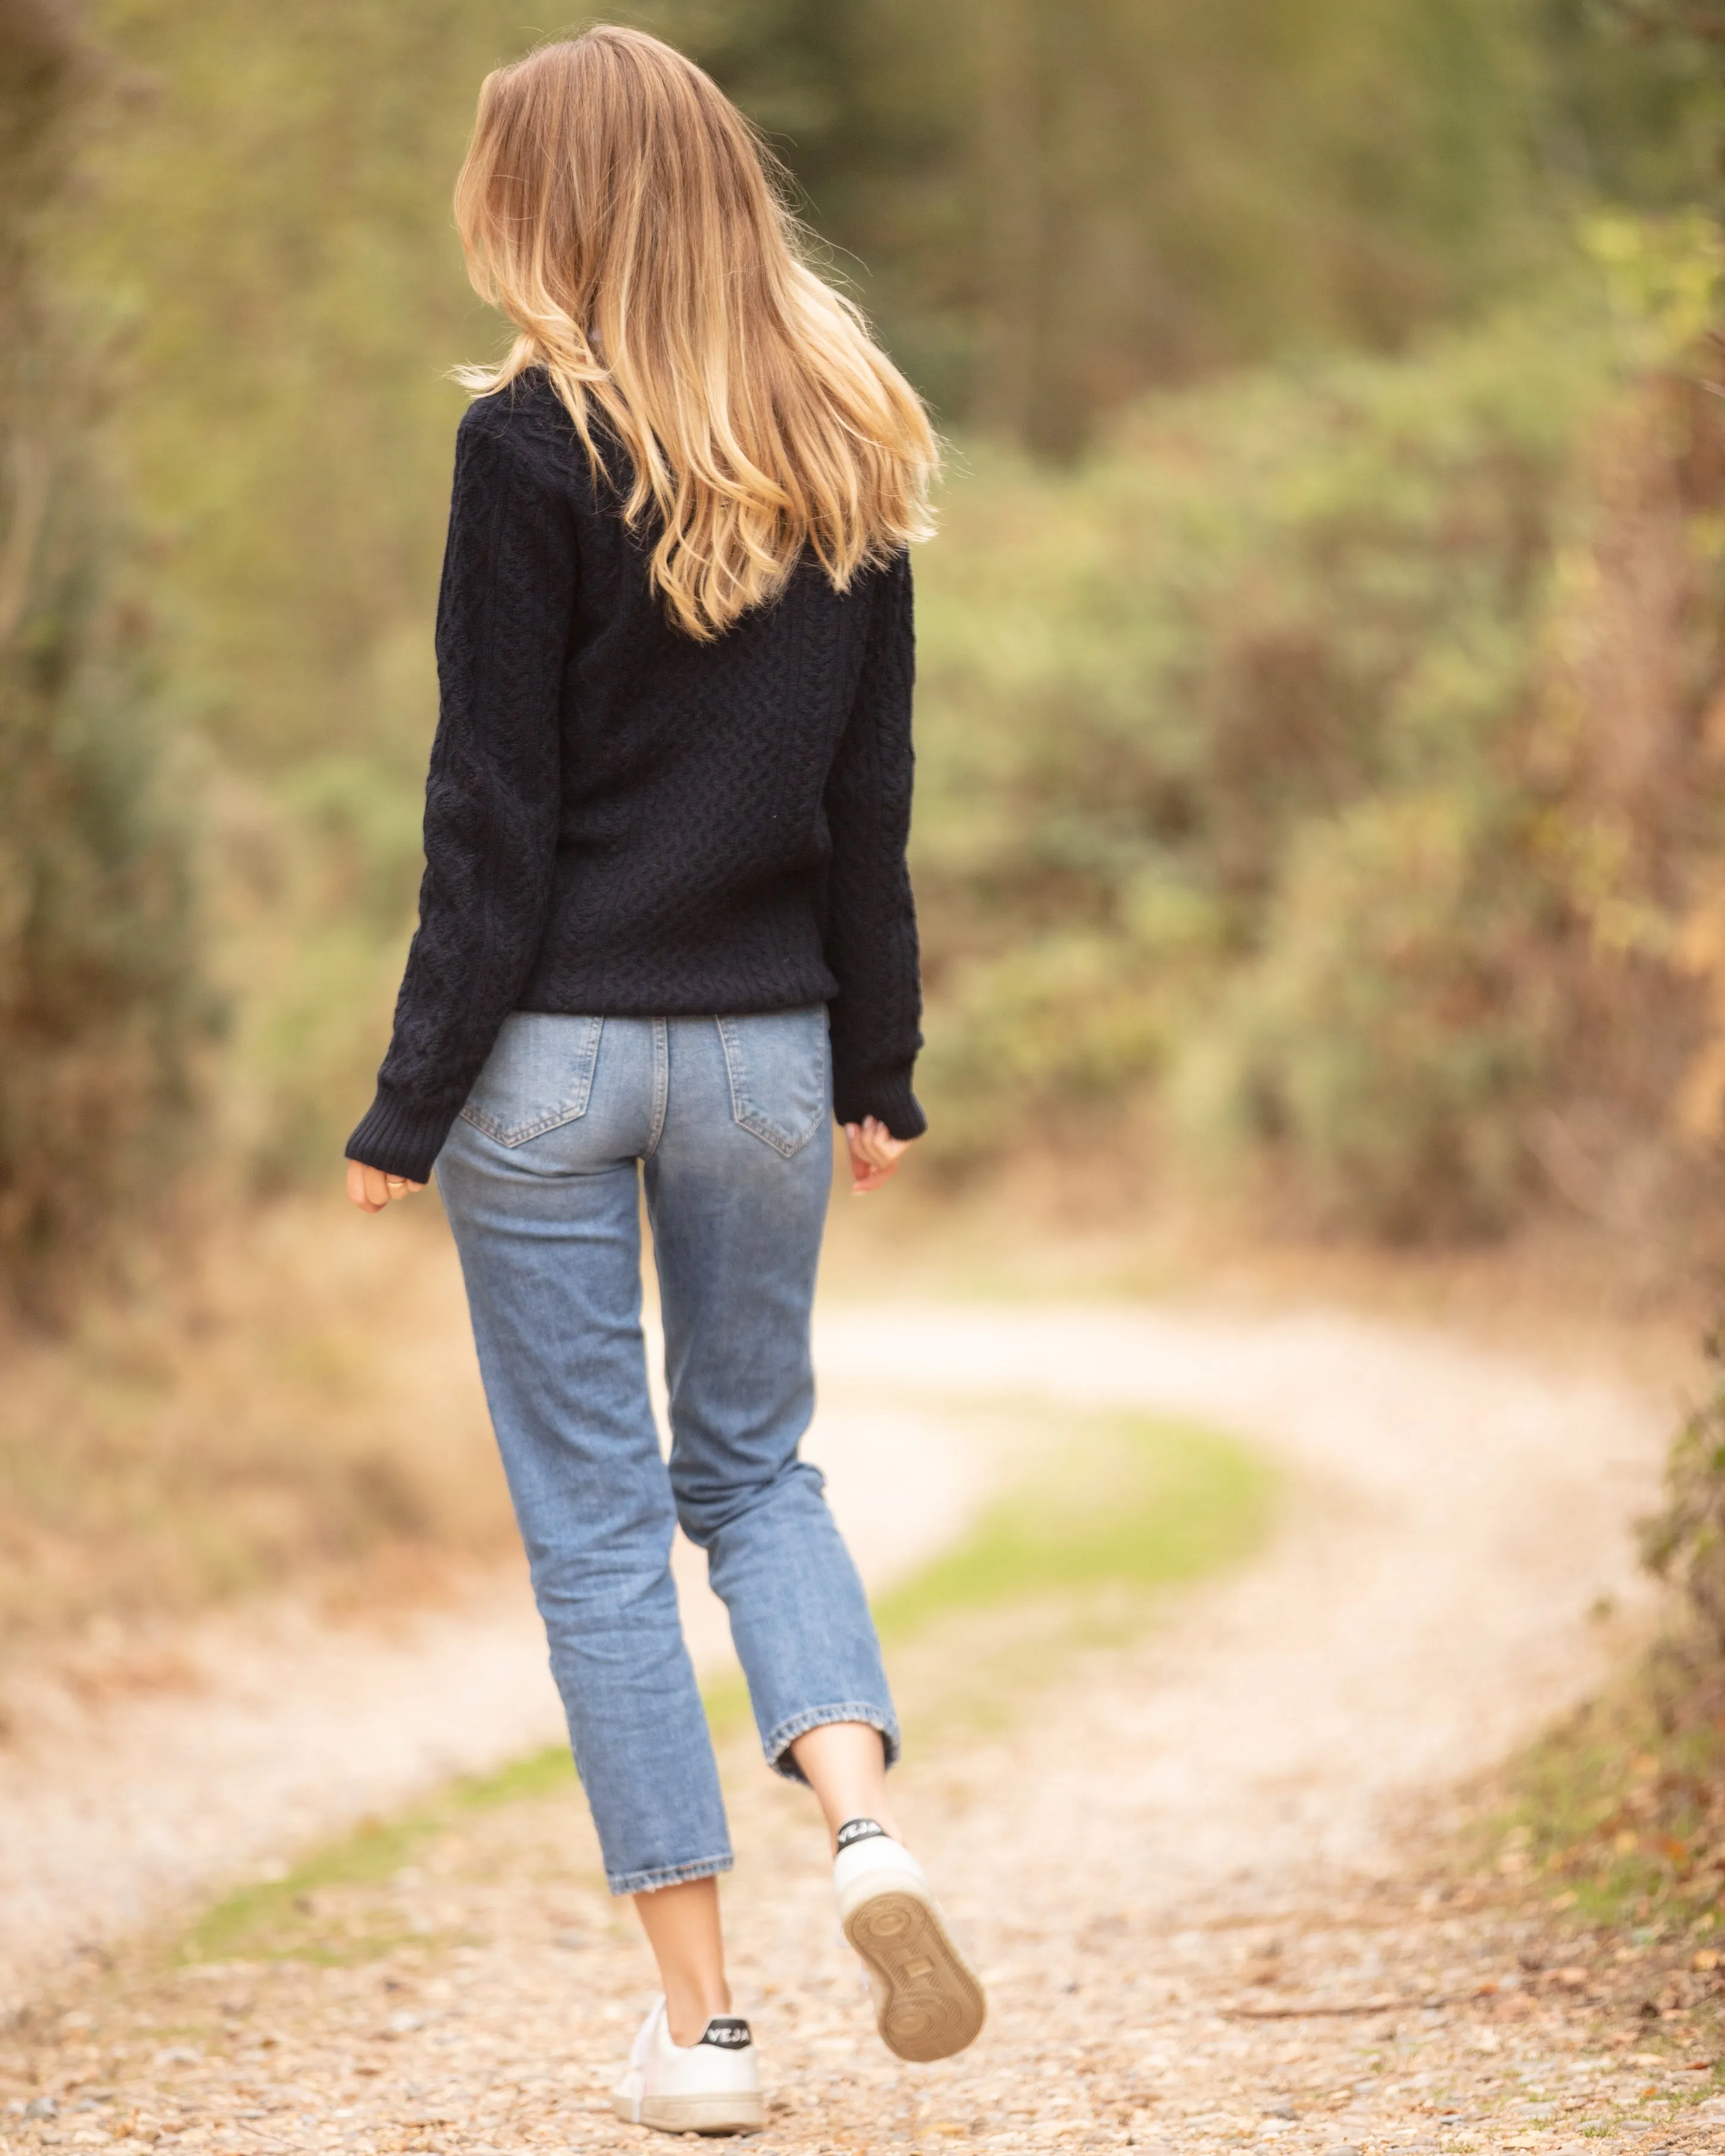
[457,373,913,1010]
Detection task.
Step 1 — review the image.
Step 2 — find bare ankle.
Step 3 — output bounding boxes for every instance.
[786,1720,899,1850]
[663,1980,731,2047]
[829,1803,900,1853]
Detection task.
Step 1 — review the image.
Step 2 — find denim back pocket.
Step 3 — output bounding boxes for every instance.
[459,1012,605,1146]
[716,1007,830,1157]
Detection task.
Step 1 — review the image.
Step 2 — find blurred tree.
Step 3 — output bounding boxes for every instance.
[649,0,1725,448]
[657,0,1548,451]
[1612,0,1725,54]
[0,0,203,1316]
[1541,2,1725,204]
[71,0,507,775]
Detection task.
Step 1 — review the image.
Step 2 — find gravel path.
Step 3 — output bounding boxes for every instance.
[6,1298,1718,2155]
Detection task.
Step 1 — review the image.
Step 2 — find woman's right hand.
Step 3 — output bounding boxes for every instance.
[843,1116,914,1195]
[345,1160,426,1213]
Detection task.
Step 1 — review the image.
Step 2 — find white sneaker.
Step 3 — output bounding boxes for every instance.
[833,1819,986,2062]
[611,1998,765,2136]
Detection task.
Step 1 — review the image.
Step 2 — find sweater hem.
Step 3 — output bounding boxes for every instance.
[345,1093,459,1186]
[512,971,841,1022]
[833,1070,926,1143]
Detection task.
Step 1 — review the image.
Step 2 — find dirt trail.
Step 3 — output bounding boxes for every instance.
[5,1298,1717,2156]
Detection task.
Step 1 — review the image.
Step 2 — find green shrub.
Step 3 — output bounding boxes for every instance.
[1189,791,1546,1236]
[0,0,206,1314]
[1642,1330,1725,1658]
[911,266,1704,1231]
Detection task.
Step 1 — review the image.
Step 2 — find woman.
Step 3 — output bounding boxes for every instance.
[342,25,984,2138]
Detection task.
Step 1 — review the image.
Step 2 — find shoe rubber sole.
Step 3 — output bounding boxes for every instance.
[842,1883,987,2063]
[613,2089,766,2135]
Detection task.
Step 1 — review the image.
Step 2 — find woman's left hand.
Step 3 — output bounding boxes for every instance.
[843,1116,914,1195]
[345,1160,426,1213]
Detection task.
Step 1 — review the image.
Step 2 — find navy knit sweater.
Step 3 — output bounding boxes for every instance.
[345,371,925,1186]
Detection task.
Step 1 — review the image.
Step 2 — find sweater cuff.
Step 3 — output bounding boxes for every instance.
[345,1090,459,1186]
[832,1067,927,1143]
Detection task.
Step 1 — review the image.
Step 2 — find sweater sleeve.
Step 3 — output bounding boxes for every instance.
[345,408,575,1182]
[821,550,927,1140]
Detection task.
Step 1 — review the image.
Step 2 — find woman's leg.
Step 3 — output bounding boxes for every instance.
[436,1014,734,1904]
[631,1880,730,2043]
[642,1011,983,2069]
[645,1011,900,1790]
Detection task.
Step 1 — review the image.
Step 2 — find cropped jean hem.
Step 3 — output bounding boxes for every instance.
[766,1702,901,1784]
[609,1851,734,1898]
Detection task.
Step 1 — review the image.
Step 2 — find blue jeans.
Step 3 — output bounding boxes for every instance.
[436,1007,898,1895]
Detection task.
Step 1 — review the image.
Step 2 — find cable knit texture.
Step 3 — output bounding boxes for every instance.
[345,371,924,1185]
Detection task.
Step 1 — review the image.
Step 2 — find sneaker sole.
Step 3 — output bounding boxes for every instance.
[613,2089,766,2135]
[842,1884,987,2063]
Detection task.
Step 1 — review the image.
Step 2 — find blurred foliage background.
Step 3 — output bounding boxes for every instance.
[11,0,1725,1912]
[8,5,1725,1300]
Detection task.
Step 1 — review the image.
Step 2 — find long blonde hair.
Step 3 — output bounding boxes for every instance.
[453,27,938,641]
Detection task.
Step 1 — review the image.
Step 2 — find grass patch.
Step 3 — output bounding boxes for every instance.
[867,1409,1277,1752]
[178,1406,1275,1965]
[180,1688,777,1967]
[179,1746,583,1964]
[873,1410,1273,1641]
